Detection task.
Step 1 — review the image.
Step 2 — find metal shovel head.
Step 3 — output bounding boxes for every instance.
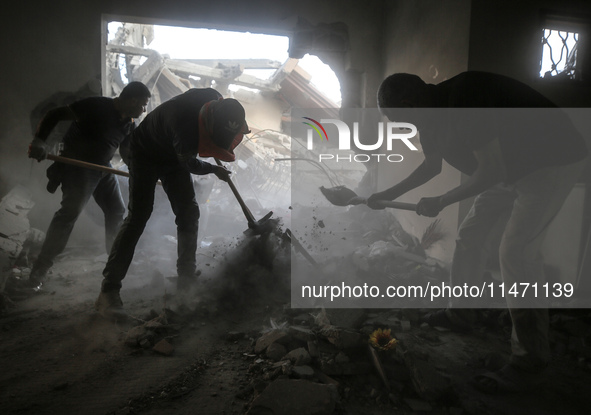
[319,185,359,206]
[244,211,279,236]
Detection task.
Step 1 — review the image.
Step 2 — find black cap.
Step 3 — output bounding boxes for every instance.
[212,98,247,149]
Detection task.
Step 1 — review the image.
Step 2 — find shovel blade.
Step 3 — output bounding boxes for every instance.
[319,185,359,206]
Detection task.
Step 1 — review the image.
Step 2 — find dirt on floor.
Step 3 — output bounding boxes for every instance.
[1,232,591,415]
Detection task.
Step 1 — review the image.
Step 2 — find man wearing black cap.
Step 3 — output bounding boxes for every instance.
[95,88,249,318]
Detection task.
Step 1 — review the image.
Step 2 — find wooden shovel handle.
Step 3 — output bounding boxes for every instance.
[46,154,163,186]
[47,154,130,178]
[374,200,417,211]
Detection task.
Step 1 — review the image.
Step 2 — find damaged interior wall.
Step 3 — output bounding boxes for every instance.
[378,0,591,273]
[1,0,590,274]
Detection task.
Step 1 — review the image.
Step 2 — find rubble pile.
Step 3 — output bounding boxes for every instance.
[236,308,455,414]
[0,185,45,312]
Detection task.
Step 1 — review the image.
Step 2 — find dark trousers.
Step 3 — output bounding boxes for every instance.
[33,165,125,274]
[101,155,200,292]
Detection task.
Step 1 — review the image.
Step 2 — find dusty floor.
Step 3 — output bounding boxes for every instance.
[1,237,591,415]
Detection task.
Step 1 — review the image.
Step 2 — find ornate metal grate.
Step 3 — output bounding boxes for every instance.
[540,29,579,79]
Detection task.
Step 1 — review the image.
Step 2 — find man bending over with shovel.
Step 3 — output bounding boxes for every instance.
[95,88,248,319]
[368,72,588,393]
[27,81,151,290]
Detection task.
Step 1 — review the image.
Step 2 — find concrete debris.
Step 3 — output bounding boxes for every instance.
[153,339,174,356]
[124,314,179,351]
[283,347,311,366]
[247,379,338,415]
[0,185,38,290]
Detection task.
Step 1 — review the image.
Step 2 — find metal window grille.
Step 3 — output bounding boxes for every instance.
[540,28,579,79]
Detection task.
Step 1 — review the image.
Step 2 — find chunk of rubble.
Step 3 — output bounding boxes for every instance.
[284,347,311,366]
[0,185,37,289]
[153,339,174,356]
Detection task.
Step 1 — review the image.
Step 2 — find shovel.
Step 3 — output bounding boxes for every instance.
[320,185,416,211]
[215,159,278,236]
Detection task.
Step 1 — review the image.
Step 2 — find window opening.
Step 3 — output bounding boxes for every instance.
[103,20,344,213]
[540,28,579,79]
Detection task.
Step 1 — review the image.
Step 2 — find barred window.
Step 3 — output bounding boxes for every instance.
[540,28,579,79]
[539,13,591,81]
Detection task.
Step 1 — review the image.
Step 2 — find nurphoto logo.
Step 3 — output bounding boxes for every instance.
[303,117,419,163]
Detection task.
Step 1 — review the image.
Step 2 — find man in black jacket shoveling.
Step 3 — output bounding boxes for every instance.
[95,88,249,319]
[369,72,588,393]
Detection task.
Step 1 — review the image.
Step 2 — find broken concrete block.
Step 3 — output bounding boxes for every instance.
[255,329,289,354]
[266,342,287,362]
[247,379,337,415]
[125,325,149,347]
[153,339,174,356]
[284,347,311,366]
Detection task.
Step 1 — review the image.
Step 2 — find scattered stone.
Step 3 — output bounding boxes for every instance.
[266,342,287,362]
[284,347,311,366]
[125,326,148,347]
[153,339,174,356]
[247,379,337,415]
